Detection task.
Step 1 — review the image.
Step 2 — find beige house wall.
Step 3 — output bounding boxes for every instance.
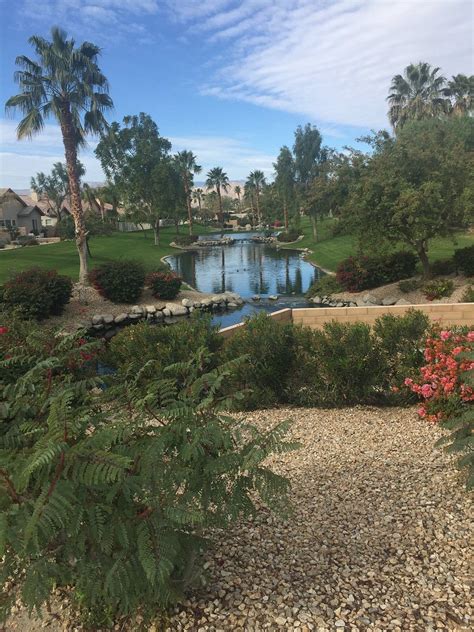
[219,304,473,337]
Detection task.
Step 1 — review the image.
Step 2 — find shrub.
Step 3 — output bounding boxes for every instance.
[277,229,300,243]
[404,329,474,488]
[336,251,417,292]
[398,278,421,293]
[431,258,456,276]
[305,275,342,298]
[146,270,182,300]
[1,267,73,320]
[89,260,145,303]
[461,285,474,302]
[173,234,198,247]
[0,329,293,624]
[453,245,474,276]
[423,278,454,300]
[15,235,39,246]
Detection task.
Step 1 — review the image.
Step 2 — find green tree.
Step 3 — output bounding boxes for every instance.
[387,62,449,131]
[95,113,179,245]
[443,74,474,116]
[274,146,296,230]
[6,27,113,283]
[348,118,473,277]
[234,184,242,211]
[205,167,230,233]
[192,188,204,216]
[175,150,202,235]
[292,123,328,238]
[245,170,266,225]
[31,161,85,223]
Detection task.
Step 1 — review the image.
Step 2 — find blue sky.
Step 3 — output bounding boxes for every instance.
[0,0,472,188]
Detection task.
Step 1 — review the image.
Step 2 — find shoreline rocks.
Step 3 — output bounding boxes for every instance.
[86,291,245,336]
[309,293,412,308]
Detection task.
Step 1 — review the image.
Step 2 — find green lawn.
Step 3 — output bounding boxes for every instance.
[0,225,217,284]
[283,217,474,272]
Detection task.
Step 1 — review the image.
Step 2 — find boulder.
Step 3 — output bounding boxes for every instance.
[91,314,103,325]
[268,295,278,301]
[128,313,142,321]
[193,301,202,308]
[145,305,156,314]
[102,314,114,325]
[200,298,213,308]
[364,294,381,305]
[311,295,321,304]
[395,298,412,306]
[166,303,188,317]
[181,298,194,308]
[382,296,398,306]
[154,310,164,320]
[162,308,172,317]
[114,313,128,324]
[227,302,239,308]
[131,305,144,315]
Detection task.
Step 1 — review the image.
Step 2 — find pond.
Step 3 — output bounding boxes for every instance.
[165,232,326,327]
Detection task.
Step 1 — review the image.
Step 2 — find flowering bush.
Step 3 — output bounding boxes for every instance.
[146,271,182,300]
[404,329,474,423]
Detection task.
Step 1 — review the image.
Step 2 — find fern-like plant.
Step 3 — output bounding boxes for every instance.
[0,319,295,626]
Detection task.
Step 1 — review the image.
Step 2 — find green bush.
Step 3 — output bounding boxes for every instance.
[398,278,421,293]
[305,275,342,298]
[423,278,454,300]
[431,258,456,276]
[146,271,182,300]
[461,285,474,302]
[453,245,474,276]
[277,229,300,243]
[173,234,198,247]
[0,325,293,625]
[336,251,418,291]
[89,260,145,303]
[0,267,73,320]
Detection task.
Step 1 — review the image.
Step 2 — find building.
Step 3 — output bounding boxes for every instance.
[0,188,45,239]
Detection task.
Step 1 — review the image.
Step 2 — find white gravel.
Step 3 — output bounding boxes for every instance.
[7,406,473,631]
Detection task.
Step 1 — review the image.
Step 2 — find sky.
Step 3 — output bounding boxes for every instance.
[0,0,472,189]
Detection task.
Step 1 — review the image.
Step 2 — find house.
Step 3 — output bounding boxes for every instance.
[0,188,45,239]
[20,191,72,229]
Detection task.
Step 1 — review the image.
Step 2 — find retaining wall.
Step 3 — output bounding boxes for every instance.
[219,303,473,337]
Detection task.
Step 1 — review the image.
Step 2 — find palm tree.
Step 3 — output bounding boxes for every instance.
[192,187,204,216]
[387,62,449,131]
[175,150,202,235]
[443,74,474,116]
[5,27,113,283]
[205,167,230,233]
[246,170,266,225]
[234,184,242,211]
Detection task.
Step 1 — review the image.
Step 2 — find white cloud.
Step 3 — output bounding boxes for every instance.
[176,0,473,129]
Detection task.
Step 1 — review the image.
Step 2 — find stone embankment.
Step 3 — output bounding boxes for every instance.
[87,291,244,336]
[308,293,410,308]
[251,235,276,244]
[197,237,235,247]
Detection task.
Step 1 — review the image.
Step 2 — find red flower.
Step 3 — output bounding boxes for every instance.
[0,327,8,335]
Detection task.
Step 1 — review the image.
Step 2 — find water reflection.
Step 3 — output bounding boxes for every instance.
[166,237,324,298]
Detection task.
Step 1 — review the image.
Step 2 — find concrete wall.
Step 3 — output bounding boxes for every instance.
[219,303,473,337]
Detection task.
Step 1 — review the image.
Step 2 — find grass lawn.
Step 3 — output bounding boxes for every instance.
[0,225,218,284]
[284,217,474,272]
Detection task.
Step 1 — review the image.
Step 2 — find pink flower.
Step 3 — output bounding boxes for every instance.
[417,407,426,418]
[421,384,434,398]
[440,330,451,341]
[467,331,474,342]
[0,327,8,335]
[404,377,414,387]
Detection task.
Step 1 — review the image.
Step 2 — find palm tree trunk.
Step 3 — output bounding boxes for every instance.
[60,109,88,284]
[217,186,224,235]
[185,178,193,235]
[255,187,261,225]
[310,214,318,241]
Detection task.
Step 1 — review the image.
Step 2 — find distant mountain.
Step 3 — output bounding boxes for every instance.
[194,180,245,199]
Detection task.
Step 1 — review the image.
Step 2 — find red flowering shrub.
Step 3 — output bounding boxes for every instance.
[146,271,182,300]
[336,252,418,292]
[404,328,474,422]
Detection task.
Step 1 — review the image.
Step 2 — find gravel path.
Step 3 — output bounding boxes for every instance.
[6,407,472,631]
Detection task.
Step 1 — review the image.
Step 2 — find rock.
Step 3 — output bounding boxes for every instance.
[311,296,321,304]
[382,296,398,306]
[200,298,213,308]
[268,295,278,301]
[211,295,226,305]
[227,302,239,308]
[92,323,104,330]
[252,295,261,301]
[162,308,172,317]
[131,305,143,314]
[91,314,103,325]
[182,298,194,308]
[145,305,156,314]
[102,314,114,325]
[396,298,412,305]
[154,310,164,321]
[114,313,128,324]
[166,303,188,317]
[193,301,202,308]
[128,313,141,321]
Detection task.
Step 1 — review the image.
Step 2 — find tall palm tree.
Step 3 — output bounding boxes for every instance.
[387,62,449,131]
[5,27,113,283]
[205,167,229,233]
[443,74,474,116]
[246,170,266,225]
[234,184,242,211]
[175,150,202,235]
